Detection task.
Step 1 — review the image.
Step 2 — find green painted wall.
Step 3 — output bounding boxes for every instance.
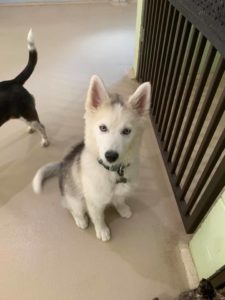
[190,191,225,279]
[133,0,143,76]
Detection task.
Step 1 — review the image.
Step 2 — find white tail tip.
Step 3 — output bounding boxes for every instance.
[27,28,35,51]
[32,170,42,194]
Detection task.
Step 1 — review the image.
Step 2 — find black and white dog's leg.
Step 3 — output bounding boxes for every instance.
[31,121,49,147]
[22,105,49,147]
[27,122,35,133]
[21,118,35,133]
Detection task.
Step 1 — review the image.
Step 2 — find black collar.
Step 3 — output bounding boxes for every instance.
[97,159,130,184]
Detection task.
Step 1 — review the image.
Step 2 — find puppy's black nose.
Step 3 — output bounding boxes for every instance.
[105,151,119,163]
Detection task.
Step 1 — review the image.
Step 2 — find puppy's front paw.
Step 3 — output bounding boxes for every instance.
[117,204,132,218]
[75,216,89,230]
[96,226,111,242]
[41,139,50,147]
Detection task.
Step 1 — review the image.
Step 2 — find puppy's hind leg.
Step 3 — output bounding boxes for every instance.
[63,194,89,230]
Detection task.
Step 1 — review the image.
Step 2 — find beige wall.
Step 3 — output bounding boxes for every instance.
[133,0,143,76]
[0,0,111,3]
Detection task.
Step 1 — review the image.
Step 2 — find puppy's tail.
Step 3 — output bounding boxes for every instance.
[32,162,61,194]
[13,29,38,85]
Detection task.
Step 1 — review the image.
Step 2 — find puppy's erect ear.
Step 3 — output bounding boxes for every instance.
[86,75,109,111]
[128,82,151,115]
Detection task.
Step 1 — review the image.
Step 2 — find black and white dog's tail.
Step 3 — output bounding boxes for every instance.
[32,162,61,194]
[13,29,38,85]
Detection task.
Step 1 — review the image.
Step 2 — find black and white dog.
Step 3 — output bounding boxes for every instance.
[0,29,49,147]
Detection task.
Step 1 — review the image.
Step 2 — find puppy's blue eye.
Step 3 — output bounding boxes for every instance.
[121,128,131,135]
[99,125,108,132]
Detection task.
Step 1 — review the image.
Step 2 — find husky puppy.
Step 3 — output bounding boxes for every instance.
[32,75,150,241]
[0,29,49,147]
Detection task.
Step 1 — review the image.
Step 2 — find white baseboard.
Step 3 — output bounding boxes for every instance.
[178,241,199,289]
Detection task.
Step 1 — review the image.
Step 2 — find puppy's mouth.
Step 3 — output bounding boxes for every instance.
[98,154,122,167]
[98,158,118,168]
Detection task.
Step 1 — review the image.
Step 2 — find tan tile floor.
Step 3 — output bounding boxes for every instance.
[0,3,190,299]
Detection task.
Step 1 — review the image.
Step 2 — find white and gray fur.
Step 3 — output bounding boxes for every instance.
[33,75,151,242]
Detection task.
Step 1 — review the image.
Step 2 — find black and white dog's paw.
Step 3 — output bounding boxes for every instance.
[41,139,50,147]
[27,126,35,134]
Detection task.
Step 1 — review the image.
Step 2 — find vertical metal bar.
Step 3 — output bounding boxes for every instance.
[144,0,159,81]
[163,28,199,151]
[155,9,179,123]
[142,0,156,81]
[139,0,152,81]
[153,5,176,115]
[151,1,170,109]
[147,0,164,83]
[186,155,225,233]
[185,128,225,215]
[171,44,217,174]
[146,0,162,81]
[137,0,149,81]
[181,87,225,199]
[137,0,148,81]
[167,34,207,162]
[160,20,192,140]
[158,14,186,132]
[176,55,225,185]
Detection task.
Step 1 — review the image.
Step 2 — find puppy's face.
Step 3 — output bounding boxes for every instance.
[84,75,151,165]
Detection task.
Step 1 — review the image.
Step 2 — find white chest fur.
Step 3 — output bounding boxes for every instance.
[80,150,138,205]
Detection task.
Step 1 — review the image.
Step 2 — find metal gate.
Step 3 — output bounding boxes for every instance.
[137,0,225,233]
